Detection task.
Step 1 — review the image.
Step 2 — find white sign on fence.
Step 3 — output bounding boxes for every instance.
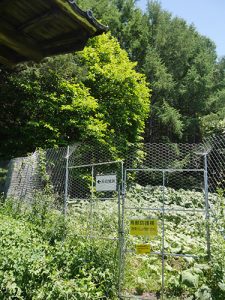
[96,174,117,191]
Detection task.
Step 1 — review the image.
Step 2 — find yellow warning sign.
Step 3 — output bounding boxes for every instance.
[130,219,158,237]
[136,244,151,254]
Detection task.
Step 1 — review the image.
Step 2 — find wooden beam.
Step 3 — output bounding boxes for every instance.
[0,21,43,61]
[0,45,25,65]
[43,39,87,57]
[42,29,86,49]
[0,45,18,62]
[18,9,59,32]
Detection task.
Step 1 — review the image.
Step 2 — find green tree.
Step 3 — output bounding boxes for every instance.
[0,34,150,160]
[78,0,221,143]
[200,58,225,136]
[143,1,217,142]
[77,33,150,155]
[0,60,106,158]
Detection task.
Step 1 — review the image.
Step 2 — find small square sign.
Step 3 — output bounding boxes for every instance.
[136,244,151,254]
[96,174,117,191]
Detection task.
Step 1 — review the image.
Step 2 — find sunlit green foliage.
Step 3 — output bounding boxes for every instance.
[78,33,150,154]
[0,33,150,159]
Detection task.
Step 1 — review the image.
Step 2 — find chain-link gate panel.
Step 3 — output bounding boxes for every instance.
[119,166,209,300]
[65,157,124,295]
[66,160,123,239]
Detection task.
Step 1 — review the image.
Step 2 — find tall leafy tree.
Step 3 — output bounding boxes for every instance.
[0,57,104,158]
[78,33,150,153]
[143,1,217,142]
[200,58,225,136]
[0,34,150,159]
[1,0,224,161]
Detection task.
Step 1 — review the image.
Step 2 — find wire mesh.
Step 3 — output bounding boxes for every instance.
[67,161,123,201]
[65,159,124,296]
[45,147,67,198]
[120,168,208,300]
[203,134,225,192]
[5,134,225,203]
[5,152,41,200]
[3,134,225,299]
[66,160,123,238]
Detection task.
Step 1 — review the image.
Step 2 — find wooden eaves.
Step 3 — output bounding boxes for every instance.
[0,0,107,66]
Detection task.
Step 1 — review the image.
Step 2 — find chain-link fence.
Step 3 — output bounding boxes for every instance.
[4,134,225,202]
[2,133,225,299]
[119,166,210,299]
[204,134,225,192]
[5,152,41,201]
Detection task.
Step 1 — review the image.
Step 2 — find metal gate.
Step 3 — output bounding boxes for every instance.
[64,151,124,294]
[119,164,210,299]
[63,144,211,299]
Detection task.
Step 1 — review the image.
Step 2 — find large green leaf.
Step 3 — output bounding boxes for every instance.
[181,270,199,288]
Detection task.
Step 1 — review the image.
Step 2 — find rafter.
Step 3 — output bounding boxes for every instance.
[0,45,18,63]
[0,0,107,65]
[0,21,43,61]
[43,39,86,57]
[42,29,84,49]
[18,9,59,32]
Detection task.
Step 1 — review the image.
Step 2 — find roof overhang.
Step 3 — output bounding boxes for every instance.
[0,0,107,66]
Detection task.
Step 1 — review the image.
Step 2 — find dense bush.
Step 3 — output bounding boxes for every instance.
[124,185,225,299]
[0,197,118,299]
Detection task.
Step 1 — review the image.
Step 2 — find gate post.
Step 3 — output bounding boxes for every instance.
[204,153,211,259]
[161,170,166,300]
[118,165,126,298]
[64,145,70,216]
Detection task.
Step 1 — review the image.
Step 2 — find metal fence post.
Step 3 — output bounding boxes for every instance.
[64,145,70,216]
[118,168,126,298]
[204,153,211,259]
[118,184,122,296]
[161,170,165,300]
[90,165,94,237]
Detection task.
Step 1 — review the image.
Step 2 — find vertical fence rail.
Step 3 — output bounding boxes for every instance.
[89,165,94,238]
[118,185,124,297]
[64,145,69,216]
[161,171,165,300]
[204,153,211,259]
[118,169,126,299]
